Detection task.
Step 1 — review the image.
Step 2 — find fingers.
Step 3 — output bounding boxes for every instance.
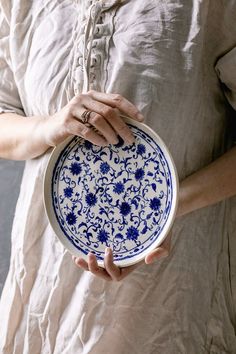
[85,112,119,145]
[73,254,112,281]
[104,247,122,280]
[69,103,117,145]
[72,248,140,282]
[145,232,172,264]
[145,248,169,264]
[48,91,144,148]
[74,95,135,144]
[66,118,107,146]
[87,253,112,281]
[103,248,141,281]
[87,91,144,122]
[70,91,145,145]
[73,232,172,281]
[72,255,89,270]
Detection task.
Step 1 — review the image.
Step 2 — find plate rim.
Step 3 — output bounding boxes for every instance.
[43,116,179,267]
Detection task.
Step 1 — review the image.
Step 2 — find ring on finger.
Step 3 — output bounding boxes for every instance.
[80,109,93,124]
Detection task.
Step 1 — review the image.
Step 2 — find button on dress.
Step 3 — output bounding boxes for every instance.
[0,1,236,353]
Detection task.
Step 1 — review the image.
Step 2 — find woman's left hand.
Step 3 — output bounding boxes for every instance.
[72,232,171,281]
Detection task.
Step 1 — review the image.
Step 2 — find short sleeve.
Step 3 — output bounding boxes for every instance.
[215,47,236,111]
[0,8,25,116]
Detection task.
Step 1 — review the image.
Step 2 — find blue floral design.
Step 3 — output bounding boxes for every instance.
[126,226,139,241]
[52,124,174,264]
[100,162,110,174]
[137,144,146,155]
[120,202,131,216]
[69,162,82,176]
[113,182,124,194]
[85,192,97,206]
[64,187,73,198]
[97,229,109,244]
[66,212,77,225]
[150,197,161,211]
[135,168,145,180]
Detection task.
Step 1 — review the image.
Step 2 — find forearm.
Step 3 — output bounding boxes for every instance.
[177,146,236,217]
[0,113,51,160]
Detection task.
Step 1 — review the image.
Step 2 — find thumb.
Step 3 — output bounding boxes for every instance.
[145,247,169,264]
[145,231,172,264]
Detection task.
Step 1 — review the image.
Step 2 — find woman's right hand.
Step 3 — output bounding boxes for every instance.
[43,90,144,148]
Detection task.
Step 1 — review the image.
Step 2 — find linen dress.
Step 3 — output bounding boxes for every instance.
[0,0,236,353]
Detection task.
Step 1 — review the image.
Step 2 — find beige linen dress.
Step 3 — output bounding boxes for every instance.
[0,0,236,353]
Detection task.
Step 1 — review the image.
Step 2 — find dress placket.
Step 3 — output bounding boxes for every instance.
[71,0,122,95]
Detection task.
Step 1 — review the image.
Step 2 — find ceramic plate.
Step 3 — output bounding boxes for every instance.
[44,117,178,267]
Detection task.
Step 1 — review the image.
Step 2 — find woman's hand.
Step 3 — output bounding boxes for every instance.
[0,91,144,160]
[72,232,172,281]
[43,90,144,148]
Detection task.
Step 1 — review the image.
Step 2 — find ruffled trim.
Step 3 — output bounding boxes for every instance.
[68,0,123,97]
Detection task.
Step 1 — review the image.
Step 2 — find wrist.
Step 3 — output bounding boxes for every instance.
[35,115,54,147]
[175,182,191,218]
[24,116,52,158]
[176,176,203,218]
[41,114,72,147]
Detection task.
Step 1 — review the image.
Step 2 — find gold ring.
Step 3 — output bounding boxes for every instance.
[80,109,92,124]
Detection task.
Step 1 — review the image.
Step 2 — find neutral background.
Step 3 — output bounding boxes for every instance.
[0,159,24,296]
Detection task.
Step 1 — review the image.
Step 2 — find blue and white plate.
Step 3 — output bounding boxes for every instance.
[44,117,178,267]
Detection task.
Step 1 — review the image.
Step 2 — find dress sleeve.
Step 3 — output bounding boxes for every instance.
[0,9,25,116]
[215,47,236,111]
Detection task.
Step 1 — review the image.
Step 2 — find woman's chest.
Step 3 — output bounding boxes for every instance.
[8,0,230,116]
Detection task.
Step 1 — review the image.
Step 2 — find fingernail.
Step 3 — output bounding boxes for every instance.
[137,113,144,121]
[105,247,111,255]
[127,136,135,145]
[111,137,119,145]
[75,257,82,266]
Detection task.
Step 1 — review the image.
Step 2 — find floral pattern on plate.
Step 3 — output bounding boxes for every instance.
[51,123,173,263]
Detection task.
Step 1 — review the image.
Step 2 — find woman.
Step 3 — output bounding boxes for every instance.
[0,0,236,352]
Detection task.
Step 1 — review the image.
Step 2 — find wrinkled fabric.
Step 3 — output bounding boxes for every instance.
[0,0,236,353]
